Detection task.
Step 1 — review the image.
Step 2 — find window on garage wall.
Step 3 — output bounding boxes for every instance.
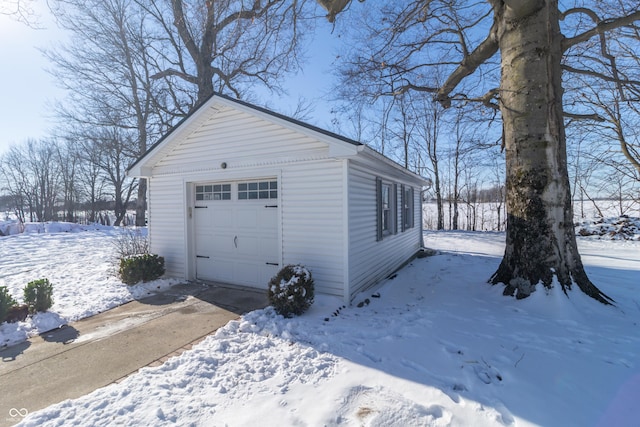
[376,177,397,241]
[401,185,414,231]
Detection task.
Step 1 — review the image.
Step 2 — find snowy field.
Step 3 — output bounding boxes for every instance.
[1,220,638,426]
[0,223,179,347]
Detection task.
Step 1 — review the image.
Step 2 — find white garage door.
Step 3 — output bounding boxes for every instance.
[193,179,279,289]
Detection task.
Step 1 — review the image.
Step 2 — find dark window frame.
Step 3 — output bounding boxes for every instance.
[401,185,414,231]
[376,177,397,241]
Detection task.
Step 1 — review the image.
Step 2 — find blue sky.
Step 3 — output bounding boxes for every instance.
[0,6,339,156]
[0,5,66,154]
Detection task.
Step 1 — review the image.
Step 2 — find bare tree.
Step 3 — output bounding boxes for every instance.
[319,0,640,304]
[80,128,137,226]
[75,142,108,224]
[0,139,62,222]
[47,0,172,226]
[412,97,445,230]
[0,0,39,25]
[55,140,80,222]
[139,0,311,106]
[0,147,31,222]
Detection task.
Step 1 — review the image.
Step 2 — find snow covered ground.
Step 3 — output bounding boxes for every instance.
[0,223,179,347]
[2,221,638,426]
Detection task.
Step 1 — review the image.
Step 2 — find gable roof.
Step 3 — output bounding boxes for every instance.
[127,92,428,186]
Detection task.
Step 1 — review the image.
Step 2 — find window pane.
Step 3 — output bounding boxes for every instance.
[196,185,203,193]
[204,185,212,193]
[223,184,231,191]
[196,194,203,201]
[237,180,277,200]
[222,193,231,200]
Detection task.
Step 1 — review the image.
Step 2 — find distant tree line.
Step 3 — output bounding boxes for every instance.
[0,138,137,225]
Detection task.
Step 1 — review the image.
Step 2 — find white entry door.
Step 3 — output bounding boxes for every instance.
[193,179,280,289]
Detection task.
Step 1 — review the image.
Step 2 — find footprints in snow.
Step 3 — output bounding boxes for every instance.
[440,340,504,385]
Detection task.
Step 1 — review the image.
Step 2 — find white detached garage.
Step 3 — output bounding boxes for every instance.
[128,94,429,303]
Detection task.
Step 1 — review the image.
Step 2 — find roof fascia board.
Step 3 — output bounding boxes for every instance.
[127,95,223,177]
[358,145,430,185]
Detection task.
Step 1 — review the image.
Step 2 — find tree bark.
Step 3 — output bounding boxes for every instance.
[135,178,147,226]
[489,1,613,304]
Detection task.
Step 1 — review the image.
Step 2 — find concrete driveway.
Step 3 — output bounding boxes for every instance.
[0,282,267,427]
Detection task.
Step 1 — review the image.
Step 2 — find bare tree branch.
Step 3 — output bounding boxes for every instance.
[435,21,499,107]
[562,10,640,51]
[563,111,606,122]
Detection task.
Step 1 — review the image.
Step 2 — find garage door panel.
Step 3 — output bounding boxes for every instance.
[196,257,216,280]
[262,263,279,284]
[210,258,234,282]
[237,208,259,230]
[236,235,259,257]
[258,208,277,228]
[235,261,261,286]
[196,234,214,256]
[212,207,234,229]
[211,236,235,254]
[194,208,212,231]
[194,179,279,289]
[260,236,278,260]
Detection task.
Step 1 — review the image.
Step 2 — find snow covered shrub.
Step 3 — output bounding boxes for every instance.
[268,264,314,318]
[119,254,165,285]
[0,286,18,323]
[23,278,54,313]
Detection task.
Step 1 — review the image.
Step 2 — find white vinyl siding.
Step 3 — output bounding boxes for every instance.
[281,160,345,297]
[152,106,329,176]
[349,162,422,298]
[147,176,187,278]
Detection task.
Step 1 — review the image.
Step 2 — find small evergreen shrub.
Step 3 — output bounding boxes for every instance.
[23,278,54,313]
[268,264,314,318]
[119,254,165,285]
[0,286,18,323]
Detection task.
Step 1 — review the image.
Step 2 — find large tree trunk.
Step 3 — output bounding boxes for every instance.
[135,178,147,227]
[489,1,613,304]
